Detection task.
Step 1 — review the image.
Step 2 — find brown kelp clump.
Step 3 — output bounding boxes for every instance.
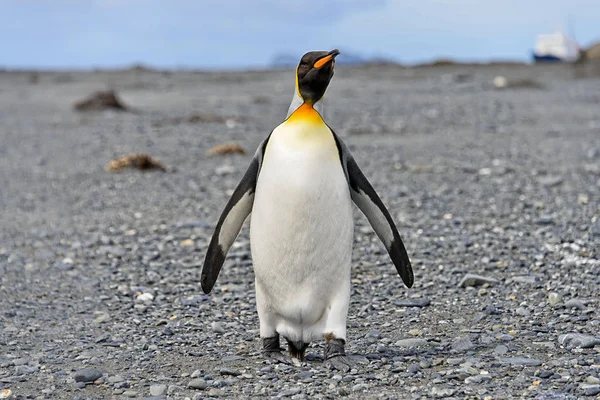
[106,153,168,172]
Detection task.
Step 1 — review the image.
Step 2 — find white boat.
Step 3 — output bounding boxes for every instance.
[532,28,580,63]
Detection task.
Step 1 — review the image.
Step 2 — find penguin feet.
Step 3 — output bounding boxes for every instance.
[324,338,368,372]
[262,335,293,365]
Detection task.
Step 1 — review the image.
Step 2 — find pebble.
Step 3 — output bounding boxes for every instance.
[280,388,301,397]
[211,322,225,334]
[73,367,103,383]
[465,374,492,384]
[394,298,431,307]
[548,292,563,306]
[501,357,542,366]
[516,307,529,316]
[582,385,600,396]
[219,368,241,376]
[459,274,498,287]
[150,384,167,396]
[431,387,456,398]
[352,384,368,392]
[559,333,600,349]
[586,377,600,384]
[564,299,586,310]
[494,345,509,355]
[122,390,137,398]
[452,336,475,352]
[136,292,154,302]
[394,338,429,348]
[188,379,208,390]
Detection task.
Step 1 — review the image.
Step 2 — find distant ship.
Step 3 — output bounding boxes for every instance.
[532,28,580,63]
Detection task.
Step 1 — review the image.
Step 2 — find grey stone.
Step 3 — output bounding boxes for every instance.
[219,368,241,376]
[73,368,103,383]
[431,387,456,398]
[352,384,368,392]
[394,298,431,307]
[582,385,600,396]
[559,333,600,349]
[459,274,498,287]
[494,345,509,355]
[564,299,586,310]
[548,292,563,306]
[188,379,208,390]
[452,336,475,352]
[394,338,429,348]
[150,384,167,396]
[280,388,302,396]
[501,357,543,366]
[211,322,225,334]
[465,374,492,384]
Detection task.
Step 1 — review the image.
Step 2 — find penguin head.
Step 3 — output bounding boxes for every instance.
[296,49,340,105]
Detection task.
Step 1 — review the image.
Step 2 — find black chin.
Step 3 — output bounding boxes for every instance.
[299,66,334,103]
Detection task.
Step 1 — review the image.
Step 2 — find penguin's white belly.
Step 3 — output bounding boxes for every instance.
[250,121,354,342]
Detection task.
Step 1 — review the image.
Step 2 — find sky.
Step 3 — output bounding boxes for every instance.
[1,0,599,69]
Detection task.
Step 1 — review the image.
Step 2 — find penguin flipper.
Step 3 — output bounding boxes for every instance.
[333,133,414,288]
[201,137,269,293]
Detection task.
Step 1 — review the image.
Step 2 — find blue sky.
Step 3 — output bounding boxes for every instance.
[1,0,599,69]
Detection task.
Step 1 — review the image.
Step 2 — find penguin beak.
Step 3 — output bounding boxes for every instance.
[313,49,340,69]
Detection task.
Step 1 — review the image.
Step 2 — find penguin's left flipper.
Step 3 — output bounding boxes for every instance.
[333,133,414,288]
[201,137,270,294]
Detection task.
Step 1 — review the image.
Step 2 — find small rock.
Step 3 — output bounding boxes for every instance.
[459,274,498,288]
[493,76,507,89]
[352,384,368,392]
[465,375,492,384]
[14,365,37,374]
[431,386,456,398]
[188,379,208,390]
[394,298,431,308]
[280,388,302,397]
[394,338,429,348]
[136,292,154,302]
[73,367,103,383]
[507,276,537,284]
[586,377,600,385]
[564,299,586,310]
[122,391,137,398]
[535,216,554,225]
[0,389,13,399]
[516,307,530,316]
[365,330,381,339]
[535,370,554,379]
[494,345,509,355]
[548,292,562,306]
[452,336,475,352]
[219,368,241,376]
[539,175,563,187]
[501,357,542,366]
[150,384,167,396]
[559,333,600,349]
[582,385,600,396]
[211,322,225,334]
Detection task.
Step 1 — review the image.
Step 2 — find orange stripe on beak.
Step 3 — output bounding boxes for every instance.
[313,55,334,69]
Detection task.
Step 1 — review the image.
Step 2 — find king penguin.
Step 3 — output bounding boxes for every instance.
[201,49,414,371]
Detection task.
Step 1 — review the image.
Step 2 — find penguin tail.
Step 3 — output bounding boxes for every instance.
[286,339,309,361]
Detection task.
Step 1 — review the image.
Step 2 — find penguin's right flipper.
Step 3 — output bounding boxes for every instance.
[200,137,270,294]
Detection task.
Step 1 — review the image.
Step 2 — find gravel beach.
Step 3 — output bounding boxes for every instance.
[1,63,599,399]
